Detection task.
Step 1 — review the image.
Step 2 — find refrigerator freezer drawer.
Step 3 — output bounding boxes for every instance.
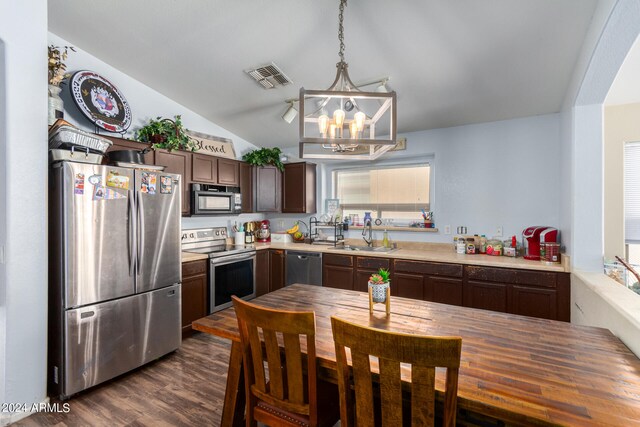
[63,284,181,397]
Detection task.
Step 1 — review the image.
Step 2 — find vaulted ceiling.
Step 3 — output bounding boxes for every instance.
[49,0,600,148]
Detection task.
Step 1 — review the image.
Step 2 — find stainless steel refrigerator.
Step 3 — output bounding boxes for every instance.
[48,161,182,399]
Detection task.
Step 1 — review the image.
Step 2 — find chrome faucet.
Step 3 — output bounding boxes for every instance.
[362,219,373,247]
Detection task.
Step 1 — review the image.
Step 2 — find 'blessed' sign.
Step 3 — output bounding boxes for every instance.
[186,130,236,159]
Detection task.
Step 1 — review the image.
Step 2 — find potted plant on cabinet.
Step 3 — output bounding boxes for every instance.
[135,115,197,151]
[242,147,285,171]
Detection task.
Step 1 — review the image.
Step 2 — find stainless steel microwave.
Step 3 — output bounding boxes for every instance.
[191,184,242,215]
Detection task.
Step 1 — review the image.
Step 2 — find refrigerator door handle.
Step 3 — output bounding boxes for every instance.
[128,190,136,277]
[137,192,145,276]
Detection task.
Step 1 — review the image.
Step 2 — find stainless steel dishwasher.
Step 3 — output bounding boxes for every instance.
[285,251,322,286]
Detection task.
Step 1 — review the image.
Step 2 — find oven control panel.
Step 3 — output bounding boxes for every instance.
[181,227,227,245]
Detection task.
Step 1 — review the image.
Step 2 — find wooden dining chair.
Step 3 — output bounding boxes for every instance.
[330,316,462,427]
[232,296,340,427]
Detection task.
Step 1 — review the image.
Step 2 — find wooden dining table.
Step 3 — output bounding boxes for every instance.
[192,284,640,426]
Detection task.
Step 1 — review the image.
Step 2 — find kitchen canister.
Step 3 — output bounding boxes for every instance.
[234,232,245,246]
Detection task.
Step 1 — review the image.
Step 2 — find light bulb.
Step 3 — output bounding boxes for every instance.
[318,114,330,137]
[354,111,366,131]
[329,123,337,139]
[349,121,359,139]
[333,109,345,128]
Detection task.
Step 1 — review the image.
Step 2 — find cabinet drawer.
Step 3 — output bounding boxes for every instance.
[356,257,390,270]
[182,260,207,277]
[465,265,556,288]
[394,260,462,278]
[323,253,354,267]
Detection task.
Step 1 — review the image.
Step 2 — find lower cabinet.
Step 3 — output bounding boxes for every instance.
[255,250,270,296]
[463,265,568,321]
[269,249,285,292]
[322,254,354,290]
[181,259,208,337]
[393,260,464,306]
[354,257,391,293]
[464,280,508,313]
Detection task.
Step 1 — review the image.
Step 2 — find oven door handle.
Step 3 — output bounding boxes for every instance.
[210,252,256,265]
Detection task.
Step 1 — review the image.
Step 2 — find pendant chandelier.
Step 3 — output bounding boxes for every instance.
[299,0,397,160]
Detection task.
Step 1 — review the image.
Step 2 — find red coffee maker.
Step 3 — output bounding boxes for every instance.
[522,226,559,260]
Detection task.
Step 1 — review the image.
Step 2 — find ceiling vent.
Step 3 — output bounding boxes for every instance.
[245,62,292,89]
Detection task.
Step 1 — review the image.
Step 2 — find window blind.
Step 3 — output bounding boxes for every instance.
[625,141,640,244]
[334,164,430,217]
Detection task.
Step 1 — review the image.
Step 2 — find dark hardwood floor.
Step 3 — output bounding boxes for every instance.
[15,333,231,427]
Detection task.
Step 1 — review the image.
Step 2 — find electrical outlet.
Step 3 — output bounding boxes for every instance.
[278,220,284,229]
[495,226,503,237]
[444,225,451,235]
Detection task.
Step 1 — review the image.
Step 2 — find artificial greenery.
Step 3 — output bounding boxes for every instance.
[369,268,391,284]
[135,115,197,151]
[48,45,75,86]
[242,147,284,171]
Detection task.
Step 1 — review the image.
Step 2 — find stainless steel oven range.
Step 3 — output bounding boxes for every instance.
[182,227,256,313]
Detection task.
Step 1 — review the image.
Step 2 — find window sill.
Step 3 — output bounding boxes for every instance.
[348,225,439,233]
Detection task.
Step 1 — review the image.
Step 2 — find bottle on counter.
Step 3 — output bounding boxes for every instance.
[480,235,487,254]
[456,237,466,254]
[382,230,390,248]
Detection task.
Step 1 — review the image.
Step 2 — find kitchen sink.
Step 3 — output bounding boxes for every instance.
[330,245,396,253]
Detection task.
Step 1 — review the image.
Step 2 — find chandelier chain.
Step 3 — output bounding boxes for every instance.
[338,0,346,63]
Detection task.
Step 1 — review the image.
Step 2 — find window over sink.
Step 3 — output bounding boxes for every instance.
[333,163,431,220]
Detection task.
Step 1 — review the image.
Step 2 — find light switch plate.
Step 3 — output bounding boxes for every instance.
[444,225,451,235]
[0,246,4,264]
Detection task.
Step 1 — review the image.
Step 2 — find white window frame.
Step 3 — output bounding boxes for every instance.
[331,158,435,218]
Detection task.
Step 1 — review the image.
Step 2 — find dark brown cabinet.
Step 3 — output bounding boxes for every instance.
[393,273,424,299]
[322,254,354,290]
[282,162,316,213]
[354,257,391,293]
[181,259,208,337]
[463,265,568,321]
[269,249,285,292]
[239,162,254,213]
[191,153,218,184]
[464,280,508,313]
[393,260,464,306]
[217,158,240,186]
[255,250,269,296]
[155,149,192,216]
[255,166,282,212]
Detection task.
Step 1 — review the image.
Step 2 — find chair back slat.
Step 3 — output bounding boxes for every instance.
[411,365,436,427]
[331,316,462,427]
[283,333,305,405]
[351,351,376,426]
[247,324,267,392]
[232,296,316,419]
[379,358,403,426]
[263,329,285,400]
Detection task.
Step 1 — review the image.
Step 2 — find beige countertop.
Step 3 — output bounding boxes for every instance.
[181,251,209,263]
[253,242,569,273]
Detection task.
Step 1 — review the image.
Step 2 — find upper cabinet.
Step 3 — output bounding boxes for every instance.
[239,162,254,213]
[191,155,239,187]
[191,153,218,184]
[217,159,240,186]
[254,165,282,212]
[282,162,316,214]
